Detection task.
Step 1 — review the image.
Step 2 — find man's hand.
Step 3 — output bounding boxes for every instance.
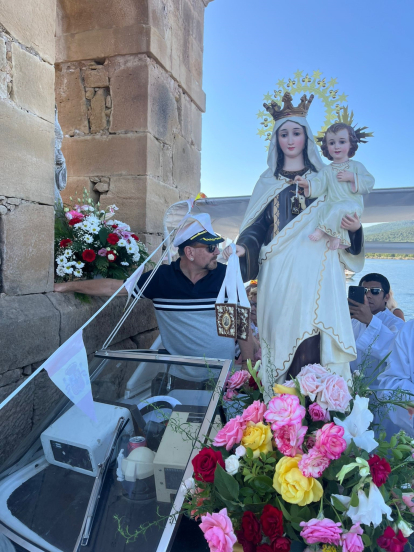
[349,296,373,325]
[337,170,355,183]
[340,213,361,232]
[221,244,246,260]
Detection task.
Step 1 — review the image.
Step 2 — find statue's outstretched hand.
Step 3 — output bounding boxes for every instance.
[340,213,361,232]
[294,176,310,196]
[222,244,246,260]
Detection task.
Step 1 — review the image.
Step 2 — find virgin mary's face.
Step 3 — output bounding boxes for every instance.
[277,121,306,159]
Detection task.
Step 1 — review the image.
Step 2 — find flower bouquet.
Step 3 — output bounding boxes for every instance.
[180,363,414,552]
[54,190,149,282]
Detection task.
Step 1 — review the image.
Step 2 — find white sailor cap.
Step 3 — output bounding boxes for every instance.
[173,213,224,247]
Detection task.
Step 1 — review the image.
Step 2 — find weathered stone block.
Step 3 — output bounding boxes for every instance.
[0,204,55,295]
[0,101,54,205]
[11,44,55,123]
[32,370,65,427]
[82,65,108,88]
[62,133,163,178]
[0,295,60,373]
[0,0,56,63]
[172,134,201,194]
[89,88,107,133]
[0,37,6,99]
[99,176,179,233]
[131,329,159,349]
[181,92,202,151]
[56,64,89,134]
[46,292,157,355]
[0,368,22,387]
[60,176,99,205]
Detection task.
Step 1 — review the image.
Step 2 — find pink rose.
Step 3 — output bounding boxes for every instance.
[213,416,246,451]
[298,372,323,401]
[226,370,250,391]
[309,403,330,422]
[306,434,316,449]
[223,389,238,402]
[98,248,107,256]
[314,422,346,460]
[264,395,306,431]
[298,447,330,478]
[300,518,343,545]
[402,493,414,514]
[341,524,364,552]
[242,401,267,424]
[317,374,351,413]
[299,364,330,378]
[65,209,84,221]
[274,423,307,457]
[200,508,237,552]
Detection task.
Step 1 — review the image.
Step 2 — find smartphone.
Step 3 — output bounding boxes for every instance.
[348,286,365,304]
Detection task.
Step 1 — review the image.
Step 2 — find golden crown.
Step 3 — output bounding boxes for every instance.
[263,92,314,122]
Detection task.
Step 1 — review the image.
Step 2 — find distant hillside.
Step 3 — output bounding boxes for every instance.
[364,220,414,242]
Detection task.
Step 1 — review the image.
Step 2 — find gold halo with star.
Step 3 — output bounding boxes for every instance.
[257,70,349,148]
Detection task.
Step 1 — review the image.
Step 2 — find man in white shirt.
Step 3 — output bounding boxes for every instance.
[378,320,414,437]
[349,272,404,388]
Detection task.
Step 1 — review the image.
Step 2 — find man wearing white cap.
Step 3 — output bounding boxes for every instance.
[55,214,253,379]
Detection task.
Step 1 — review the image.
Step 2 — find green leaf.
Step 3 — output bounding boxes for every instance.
[392,449,403,460]
[276,498,291,520]
[390,435,397,448]
[350,492,359,507]
[250,476,274,495]
[216,492,241,512]
[362,534,371,546]
[331,495,347,512]
[246,447,254,459]
[99,227,110,246]
[214,463,240,501]
[95,256,109,270]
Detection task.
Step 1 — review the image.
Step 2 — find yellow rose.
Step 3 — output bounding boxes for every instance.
[273,384,299,396]
[241,422,273,458]
[273,455,323,506]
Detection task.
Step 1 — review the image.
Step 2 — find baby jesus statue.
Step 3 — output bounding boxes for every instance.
[295,122,375,250]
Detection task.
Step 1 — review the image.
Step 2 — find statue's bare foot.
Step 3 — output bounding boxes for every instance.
[328,237,340,250]
[338,243,348,249]
[309,228,325,242]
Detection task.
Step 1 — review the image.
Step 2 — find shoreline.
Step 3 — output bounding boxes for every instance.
[365,255,414,260]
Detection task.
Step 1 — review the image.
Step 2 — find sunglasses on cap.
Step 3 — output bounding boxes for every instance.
[192,243,219,253]
[363,287,384,296]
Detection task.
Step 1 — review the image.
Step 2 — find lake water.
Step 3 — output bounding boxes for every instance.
[346,259,414,321]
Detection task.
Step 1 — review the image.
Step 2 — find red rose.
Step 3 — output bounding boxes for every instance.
[377,526,407,552]
[235,531,257,552]
[248,375,258,390]
[131,233,140,241]
[82,249,96,263]
[68,217,83,226]
[271,536,291,552]
[107,233,119,245]
[106,250,117,262]
[191,448,224,483]
[241,511,262,544]
[260,505,284,541]
[59,238,72,248]
[368,454,391,487]
[112,224,118,229]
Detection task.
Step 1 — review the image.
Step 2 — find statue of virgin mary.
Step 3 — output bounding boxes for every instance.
[234,93,365,400]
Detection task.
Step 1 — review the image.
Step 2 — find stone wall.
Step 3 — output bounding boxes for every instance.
[55,0,207,252]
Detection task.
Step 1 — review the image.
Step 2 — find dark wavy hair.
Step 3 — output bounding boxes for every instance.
[274,124,317,179]
[321,123,359,160]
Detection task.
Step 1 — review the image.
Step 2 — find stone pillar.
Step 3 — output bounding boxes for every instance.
[55,0,207,253]
[0,4,56,295]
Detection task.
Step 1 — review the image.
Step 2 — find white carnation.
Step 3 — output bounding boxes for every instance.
[225,455,240,476]
[132,252,141,262]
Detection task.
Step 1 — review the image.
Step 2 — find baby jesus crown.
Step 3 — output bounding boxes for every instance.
[264,92,314,122]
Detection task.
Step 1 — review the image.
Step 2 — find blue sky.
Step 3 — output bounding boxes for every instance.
[201,0,414,199]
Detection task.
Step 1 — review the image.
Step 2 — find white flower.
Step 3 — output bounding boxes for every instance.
[398,519,413,537]
[117,239,128,247]
[74,261,85,268]
[83,235,93,244]
[334,395,378,452]
[180,477,195,494]
[73,268,83,277]
[127,245,135,253]
[56,266,66,277]
[121,261,129,266]
[89,224,100,234]
[64,265,74,274]
[336,457,370,484]
[225,455,240,476]
[107,253,116,262]
[133,252,141,262]
[63,248,73,257]
[81,221,90,230]
[57,255,66,265]
[346,483,392,527]
[235,445,246,458]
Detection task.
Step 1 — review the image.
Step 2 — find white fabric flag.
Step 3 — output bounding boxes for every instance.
[44,329,97,422]
[124,264,145,306]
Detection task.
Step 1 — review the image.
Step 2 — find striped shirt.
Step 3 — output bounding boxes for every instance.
[135,259,235,380]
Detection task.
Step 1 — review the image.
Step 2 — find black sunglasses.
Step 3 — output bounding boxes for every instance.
[193,244,219,253]
[363,287,384,296]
